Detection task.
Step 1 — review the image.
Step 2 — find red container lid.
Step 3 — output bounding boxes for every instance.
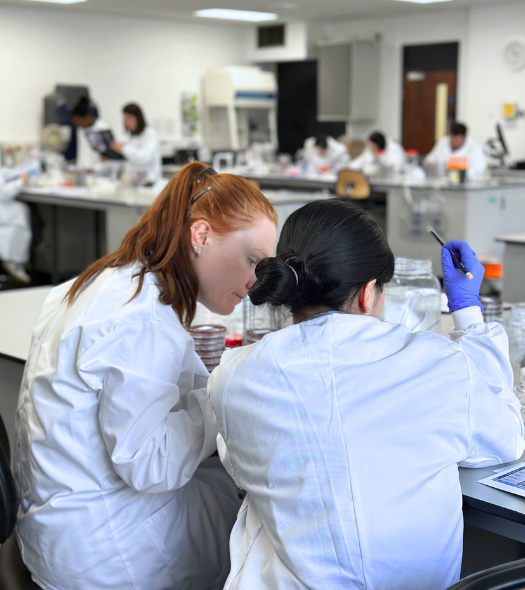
[225,333,243,348]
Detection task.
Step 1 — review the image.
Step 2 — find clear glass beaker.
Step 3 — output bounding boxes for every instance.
[243,298,292,344]
[382,258,441,333]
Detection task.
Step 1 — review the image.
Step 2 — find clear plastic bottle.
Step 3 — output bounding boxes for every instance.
[514,368,525,424]
[382,258,441,333]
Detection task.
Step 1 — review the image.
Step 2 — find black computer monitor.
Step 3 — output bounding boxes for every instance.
[497,123,509,156]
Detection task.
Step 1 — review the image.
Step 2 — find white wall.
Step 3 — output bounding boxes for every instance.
[0,5,251,145]
[465,3,525,160]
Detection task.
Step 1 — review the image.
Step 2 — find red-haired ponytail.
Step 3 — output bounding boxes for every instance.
[66,162,277,328]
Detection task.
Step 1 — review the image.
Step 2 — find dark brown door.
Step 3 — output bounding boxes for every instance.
[402,70,456,155]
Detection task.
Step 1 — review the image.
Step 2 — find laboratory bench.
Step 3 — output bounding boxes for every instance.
[17,171,525,285]
[382,178,525,277]
[217,169,525,277]
[18,184,159,285]
[17,184,327,285]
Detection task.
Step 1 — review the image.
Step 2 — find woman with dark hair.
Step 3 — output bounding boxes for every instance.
[110,103,162,184]
[15,162,277,590]
[210,198,524,590]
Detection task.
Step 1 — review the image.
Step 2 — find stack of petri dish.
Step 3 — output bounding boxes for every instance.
[189,324,226,372]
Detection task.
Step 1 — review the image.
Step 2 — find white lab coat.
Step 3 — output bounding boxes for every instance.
[76,118,110,169]
[210,307,524,590]
[303,136,351,172]
[122,126,162,184]
[424,136,487,181]
[350,137,407,175]
[0,172,31,264]
[15,264,242,590]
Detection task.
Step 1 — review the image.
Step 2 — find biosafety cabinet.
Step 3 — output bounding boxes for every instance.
[202,66,278,152]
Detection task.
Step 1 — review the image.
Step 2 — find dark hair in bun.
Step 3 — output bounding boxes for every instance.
[249,198,394,315]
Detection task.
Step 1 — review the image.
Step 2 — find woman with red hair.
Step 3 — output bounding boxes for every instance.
[15,162,277,590]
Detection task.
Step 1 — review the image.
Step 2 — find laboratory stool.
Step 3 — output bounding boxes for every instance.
[335,170,370,200]
[446,557,525,589]
[0,412,40,590]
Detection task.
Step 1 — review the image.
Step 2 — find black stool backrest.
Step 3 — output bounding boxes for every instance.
[0,412,17,543]
[447,558,525,589]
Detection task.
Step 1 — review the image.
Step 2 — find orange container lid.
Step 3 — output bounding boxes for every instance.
[447,156,468,170]
[482,262,503,279]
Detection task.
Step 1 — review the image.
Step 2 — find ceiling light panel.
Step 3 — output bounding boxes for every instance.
[21,0,87,4]
[193,8,278,22]
[389,0,453,3]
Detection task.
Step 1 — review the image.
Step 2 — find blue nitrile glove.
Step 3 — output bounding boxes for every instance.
[442,240,485,312]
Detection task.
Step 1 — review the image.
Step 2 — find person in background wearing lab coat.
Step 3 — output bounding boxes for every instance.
[71,96,111,169]
[350,130,407,175]
[210,198,524,590]
[302,133,351,172]
[15,161,278,590]
[109,103,162,185]
[0,170,31,283]
[424,122,487,181]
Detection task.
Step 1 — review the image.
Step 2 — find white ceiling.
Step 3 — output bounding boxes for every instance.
[0,0,513,23]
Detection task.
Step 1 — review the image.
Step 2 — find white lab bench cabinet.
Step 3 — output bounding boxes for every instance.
[384,181,525,277]
[496,233,525,303]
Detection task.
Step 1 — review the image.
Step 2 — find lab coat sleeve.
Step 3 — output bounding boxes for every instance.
[449,307,525,468]
[216,433,238,485]
[333,150,351,172]
[328,140,351,171]
[0,177,23,203]
[423,139,442,167]
[207,352,243,488]
[77,320,218,492]
[302,138,316,162]
[467,146,487,181]
[121,130,158,166]
[391,144,407,171]
[349,151,366,171]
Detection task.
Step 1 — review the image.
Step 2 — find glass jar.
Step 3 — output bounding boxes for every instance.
[382,258,441,333]
[508,303,525,382]
[243,298,292,344]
